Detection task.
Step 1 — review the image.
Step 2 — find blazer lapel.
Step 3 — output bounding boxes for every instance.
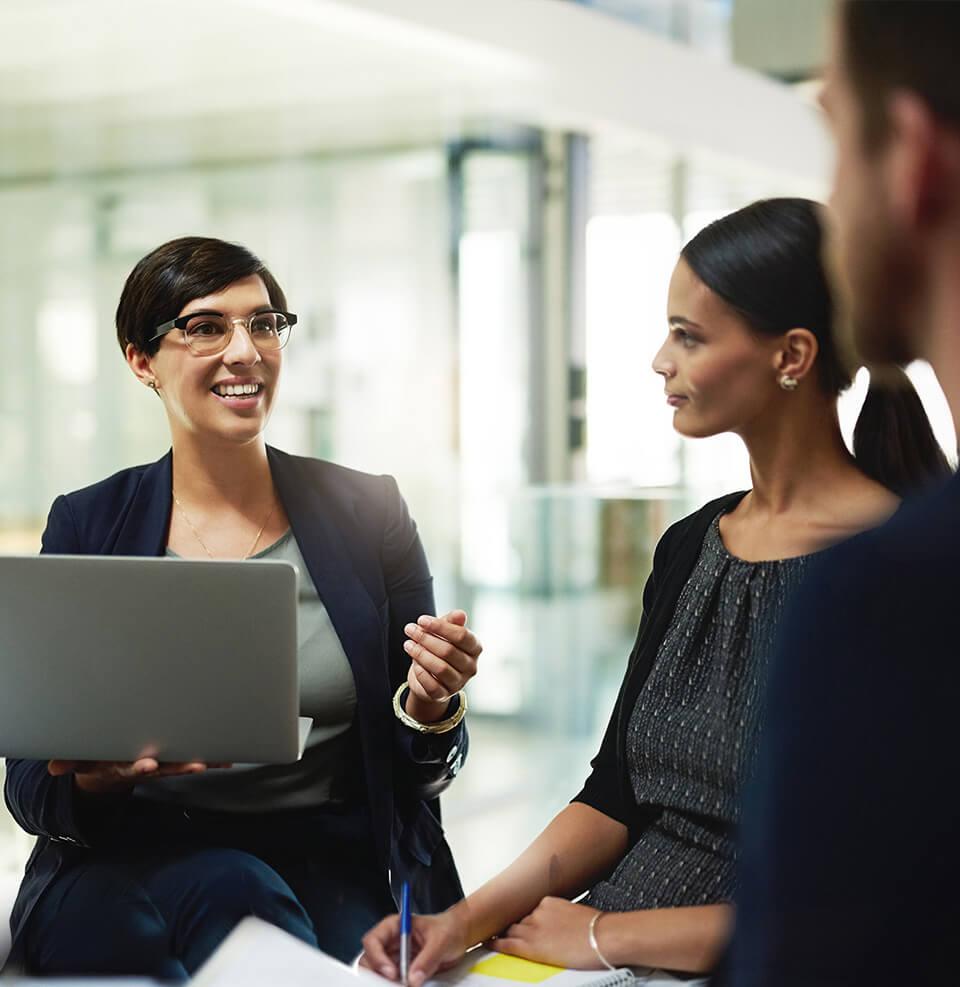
[268,448,389,708]
[110,452,173,557]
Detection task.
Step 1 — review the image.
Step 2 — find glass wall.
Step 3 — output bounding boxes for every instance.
[3,128,951,900]
[0,151,459,581]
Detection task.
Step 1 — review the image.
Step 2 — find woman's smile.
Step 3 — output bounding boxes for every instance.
[210,376,266,410]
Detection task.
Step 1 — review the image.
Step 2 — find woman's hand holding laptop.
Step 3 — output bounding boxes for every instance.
[47,757,232,794]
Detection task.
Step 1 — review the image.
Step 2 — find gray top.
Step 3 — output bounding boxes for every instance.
[141,530,359,812]
[587,510,809,911]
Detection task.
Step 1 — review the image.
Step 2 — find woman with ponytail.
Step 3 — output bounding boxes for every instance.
[361,199,951,983]
[674,198,948,504]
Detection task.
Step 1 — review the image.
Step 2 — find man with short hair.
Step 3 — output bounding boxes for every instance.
[728,2,960,984]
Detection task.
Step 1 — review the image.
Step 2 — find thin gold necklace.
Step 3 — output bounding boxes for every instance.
[172,491,276,560]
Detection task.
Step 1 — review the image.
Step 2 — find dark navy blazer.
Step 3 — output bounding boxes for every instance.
[725,471,960,986]
[3,446,467,957]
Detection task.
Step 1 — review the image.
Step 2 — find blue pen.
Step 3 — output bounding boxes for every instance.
[400,881,411,986]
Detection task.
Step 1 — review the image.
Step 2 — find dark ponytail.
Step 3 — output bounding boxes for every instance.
[853,367,951,497]
[681,198,951,497]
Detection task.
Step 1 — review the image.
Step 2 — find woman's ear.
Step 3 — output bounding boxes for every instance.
[774,328,819,383]
[125,343,160,392]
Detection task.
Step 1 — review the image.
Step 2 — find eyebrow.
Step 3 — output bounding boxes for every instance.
[180,305,275,318]
[668,316,704,330]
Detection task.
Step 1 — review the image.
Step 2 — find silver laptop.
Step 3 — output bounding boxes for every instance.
[0,554,301,764]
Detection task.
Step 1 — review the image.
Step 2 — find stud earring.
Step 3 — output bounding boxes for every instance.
[147,379,159,391]
[779,374,799,392]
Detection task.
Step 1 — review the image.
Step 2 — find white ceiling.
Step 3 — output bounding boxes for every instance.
[0,0,538,177]
[0,0,535,107]
[0,0,829,188]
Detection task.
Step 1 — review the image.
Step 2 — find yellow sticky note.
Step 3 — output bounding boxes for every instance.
[469,953,566,983]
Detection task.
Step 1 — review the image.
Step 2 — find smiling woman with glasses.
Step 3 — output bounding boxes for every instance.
[3,236,481,981]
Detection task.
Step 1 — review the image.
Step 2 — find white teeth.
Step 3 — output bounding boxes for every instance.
[215,383,260,397]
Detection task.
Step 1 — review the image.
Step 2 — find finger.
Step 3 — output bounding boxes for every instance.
[77,759,165,785]
[48,760,88,776]
[413,614,478,652]
[408,935,452,987]
[405,625,456,661]
[405,665,433,703]
[131,758,162,774]
[147,762,208,780]
[440,610,468,626]
[75,760,157,781]
[415,615,481,658]
[410,652,469,699]
[358,953,397,979]
[406,667,446,708]
[410,663,452,703]
[361,916,400,981]
[490,937,531,959]
[96,760,159,783]
[405,630,478,682]
[405,626,478,681]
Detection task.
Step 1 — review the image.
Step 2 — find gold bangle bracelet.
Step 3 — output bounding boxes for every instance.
[392,684,467,734]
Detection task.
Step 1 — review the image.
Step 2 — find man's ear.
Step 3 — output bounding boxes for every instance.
[774,328,819,383]
[885,90,944,232]
[125,343,159,391]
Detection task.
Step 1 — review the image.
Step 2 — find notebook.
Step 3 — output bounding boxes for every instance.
[426,947,703,986]
[190,918,703,987]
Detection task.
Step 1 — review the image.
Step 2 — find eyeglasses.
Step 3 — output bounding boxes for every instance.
[150,310,297,356]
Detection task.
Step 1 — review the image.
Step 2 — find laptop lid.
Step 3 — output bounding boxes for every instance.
[0,554,300,763]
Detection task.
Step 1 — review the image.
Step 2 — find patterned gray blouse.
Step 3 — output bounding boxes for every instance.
[586,510,809,911]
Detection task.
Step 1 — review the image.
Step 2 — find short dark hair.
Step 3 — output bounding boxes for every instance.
[116,237,287,355]
[842,0,960,149]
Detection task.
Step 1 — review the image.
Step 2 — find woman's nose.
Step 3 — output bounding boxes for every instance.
[222,325,261,367]
[652,343,674,378]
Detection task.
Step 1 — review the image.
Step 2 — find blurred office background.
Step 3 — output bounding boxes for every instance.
[0,0,954,896]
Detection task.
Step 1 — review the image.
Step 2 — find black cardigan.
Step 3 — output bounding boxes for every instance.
[573,491,747,840]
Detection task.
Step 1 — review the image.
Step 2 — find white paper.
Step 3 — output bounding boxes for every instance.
[296,716,314,759]
[191,917,382,987]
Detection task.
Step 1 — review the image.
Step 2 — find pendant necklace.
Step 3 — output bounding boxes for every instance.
[172,492,276,559]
